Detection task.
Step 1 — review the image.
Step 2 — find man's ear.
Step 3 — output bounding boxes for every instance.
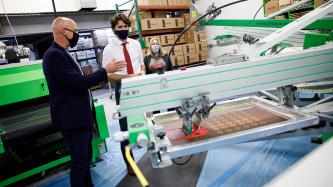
[62,28,67,35]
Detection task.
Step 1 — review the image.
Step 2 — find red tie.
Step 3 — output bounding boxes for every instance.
[122,43,134,74]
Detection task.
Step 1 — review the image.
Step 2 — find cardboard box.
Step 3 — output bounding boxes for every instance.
[156,18,185,29]
[145,36,161,46]
[137,0,150,6]
[181,13,191,25]
[158,18,173,29]
[265,0,279,16]
[275,15,286,20]
[164,45,183,56]
[167,0,177,6]
[157,0,168,6]
[183,54,196,64]
[76,51,87,60]
[141,19,158,30]
[184,30,195,43]
[195,42,208,52]
[170,55,184,66]
[160,34,175,46]
[179,0,190,6]
[137,0,167,6]
[169,0,190,6]
[131,11,152,21]
[182,43,195,54]
[174,34,186,44]
[85,49,96,58]
[279,0,293,7]
[172,18,185,28]
[194,52,208,62]
[314,0,327,8]
[194,32,206,43]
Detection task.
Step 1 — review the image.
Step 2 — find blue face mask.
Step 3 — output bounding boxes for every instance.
[151,45,160,54]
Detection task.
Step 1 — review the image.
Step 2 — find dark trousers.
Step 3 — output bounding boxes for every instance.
[61,128,93,187]
[115,82,134,168]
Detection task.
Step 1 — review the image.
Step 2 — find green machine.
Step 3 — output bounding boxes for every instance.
[0,61,109,186]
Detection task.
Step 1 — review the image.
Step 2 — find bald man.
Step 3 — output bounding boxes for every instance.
[43,17,125,187]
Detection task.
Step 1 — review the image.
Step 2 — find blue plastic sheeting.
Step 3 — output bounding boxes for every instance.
[38,122,146,187]
[197,136,319,187]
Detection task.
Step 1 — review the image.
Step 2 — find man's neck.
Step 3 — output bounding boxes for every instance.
[118,37,127,43]
[54,38,68,49]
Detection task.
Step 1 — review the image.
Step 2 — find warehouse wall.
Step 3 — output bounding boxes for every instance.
[0,0,131,14]
[0,0,132,35]
[0,14,113,35]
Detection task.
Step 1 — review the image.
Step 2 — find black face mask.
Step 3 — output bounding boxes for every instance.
[64,28,79,48]
[114,29,129,40]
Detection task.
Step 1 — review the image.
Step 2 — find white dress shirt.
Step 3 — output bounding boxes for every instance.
[102,36,143,75]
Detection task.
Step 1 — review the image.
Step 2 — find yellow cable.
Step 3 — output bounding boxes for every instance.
[125,146,149,187]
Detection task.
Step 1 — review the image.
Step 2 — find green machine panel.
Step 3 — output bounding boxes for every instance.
[0,61,49,106]
[127,114,150,145]
[0,61,110,186]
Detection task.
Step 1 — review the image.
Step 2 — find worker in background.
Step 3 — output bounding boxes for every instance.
[43,17,126,187]
[144,37,173,74]
[102,14,145,175]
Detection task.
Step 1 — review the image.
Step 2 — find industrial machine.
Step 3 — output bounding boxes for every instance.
[113,1,333,186]
[0,61,109,186]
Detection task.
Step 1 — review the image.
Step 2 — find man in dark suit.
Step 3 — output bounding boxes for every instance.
[43,17,125,187]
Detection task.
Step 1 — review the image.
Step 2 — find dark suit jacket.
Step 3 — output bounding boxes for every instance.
[43,42,107,131]
[144,54,173,74]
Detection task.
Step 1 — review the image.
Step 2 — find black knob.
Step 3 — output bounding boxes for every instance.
[157,132,166,139]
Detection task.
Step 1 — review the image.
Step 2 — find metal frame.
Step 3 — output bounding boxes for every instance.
[265,0,313,19]
[199,19,333,30]
[241,1,333,59]
[115,0,145,48]
[119,46,333,117]
[151,96,318,159]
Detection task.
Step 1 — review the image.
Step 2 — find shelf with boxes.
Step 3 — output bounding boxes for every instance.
[128,0,209,68]
[69,45,103,76]
[68,32,105,90]
[264,0,327,19]
[161,31,209,68]
[137,5,190,10]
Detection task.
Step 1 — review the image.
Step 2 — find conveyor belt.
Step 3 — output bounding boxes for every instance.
[0,103,55,143]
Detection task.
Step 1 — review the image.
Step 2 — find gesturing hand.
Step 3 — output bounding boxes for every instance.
[104,60,127,73]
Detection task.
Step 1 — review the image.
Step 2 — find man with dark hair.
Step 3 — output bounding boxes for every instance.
[102,14,145,175]
[43,17,126,186]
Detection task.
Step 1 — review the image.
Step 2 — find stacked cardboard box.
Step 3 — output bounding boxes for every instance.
[141,18,185,31]
[314,0,327,8]
[137,0,168,6]
[279,0,293,9]
[160,34,175,46]
[164,45,184,66]
[168,0,190,6]
[170,56,185,66]
[265,0,279,16]
[181,30,208,65]
[181,13,191,26]
[164,45,183,56]
[145,35,161,46]
[174,33,186,44]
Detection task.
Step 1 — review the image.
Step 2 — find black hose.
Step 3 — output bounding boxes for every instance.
[166,0,250,67]
[172,154,194,165]
[253,0,272,19]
